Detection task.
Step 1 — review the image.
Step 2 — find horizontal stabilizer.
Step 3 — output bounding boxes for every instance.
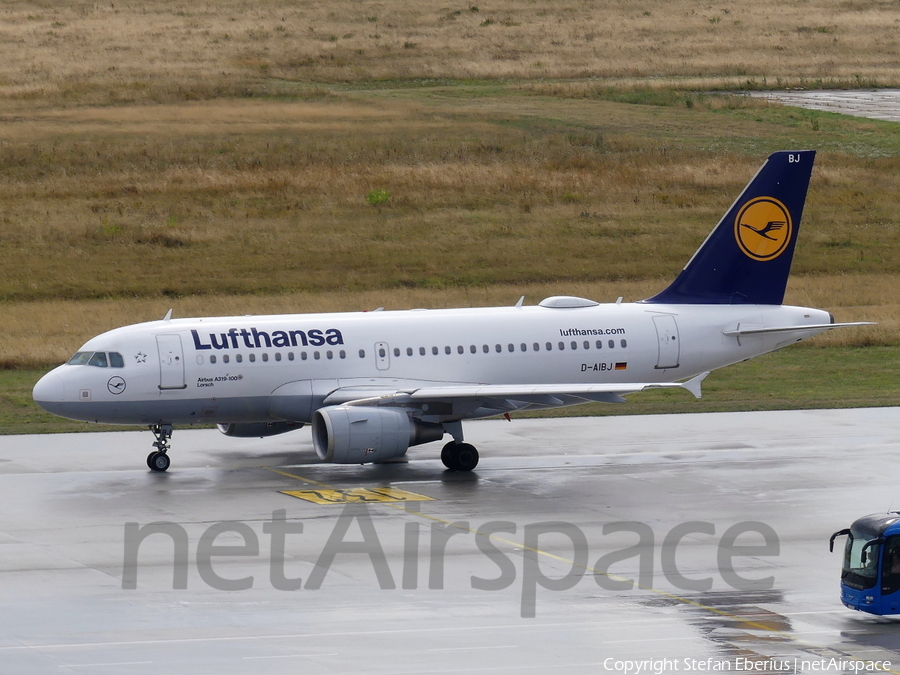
[723,322,876,336]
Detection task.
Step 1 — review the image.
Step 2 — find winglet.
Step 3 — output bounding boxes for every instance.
[681,372,708,399]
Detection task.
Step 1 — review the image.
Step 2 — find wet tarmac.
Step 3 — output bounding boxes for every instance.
[2,407,900,674]
[747,90,900,122]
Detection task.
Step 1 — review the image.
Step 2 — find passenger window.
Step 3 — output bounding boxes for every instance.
[583,341,589,350]
[326,351,333,360]
[546,342,552,351]
[457,345,464,354]
[482,345,489,353]
[340,350,346,359]
[533,343,540,351]
[407,347,413,356]
[571,341,577,350]
[432,346,438,355]
[314,352,320,360]
[393,348,400,357]
[109,352,125,368]
[558,342,565,351]
[419,347,426,356]
[608,340,615,349]
[275,352,282,361]
[301,352,308,361]
[249,353,256,363]
[88,352,108,367]
[224,354,230,364]
[596,340,603,349]
[521,343,527,352]
[359,349,366,358]
[262,353,269,363]
[445,346,451,355]
[508,344,514,352]
[470,345,477,354]
[236,354,243,363]
[621,339,627,348]
[210,355,217,364]
[288,352,294,361]
[379,348,386,357]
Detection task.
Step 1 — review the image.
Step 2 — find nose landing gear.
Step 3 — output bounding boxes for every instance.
[147,424,173,472]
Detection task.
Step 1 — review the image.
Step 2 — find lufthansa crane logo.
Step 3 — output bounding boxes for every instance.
[734,197,793,261]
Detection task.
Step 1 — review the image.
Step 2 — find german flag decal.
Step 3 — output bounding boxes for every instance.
[615,362,627,370]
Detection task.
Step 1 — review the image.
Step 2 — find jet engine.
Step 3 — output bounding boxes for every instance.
[312,406,444,464]
[217,421,304,438]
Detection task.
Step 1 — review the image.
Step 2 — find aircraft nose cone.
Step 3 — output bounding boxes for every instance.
[33,371,65,410]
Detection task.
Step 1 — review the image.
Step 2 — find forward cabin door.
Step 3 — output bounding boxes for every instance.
[652,315,681,370]
[157,334,187,390]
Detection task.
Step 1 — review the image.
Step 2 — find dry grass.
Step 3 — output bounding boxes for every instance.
[1,1,899,369]
[1,0,900,109]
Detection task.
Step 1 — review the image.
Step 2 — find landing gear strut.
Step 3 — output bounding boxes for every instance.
[147,424,173,472]
[441,441,479,471]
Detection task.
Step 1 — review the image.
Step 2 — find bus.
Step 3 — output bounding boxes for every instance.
[831,513,900,615]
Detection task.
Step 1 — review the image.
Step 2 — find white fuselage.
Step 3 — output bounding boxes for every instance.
[34,300,832,426]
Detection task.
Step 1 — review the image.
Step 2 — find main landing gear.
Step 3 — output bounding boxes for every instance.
[441,441,479,472]
[147,423,173,472]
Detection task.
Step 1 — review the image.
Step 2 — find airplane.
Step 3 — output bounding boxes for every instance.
[33,150,871,473]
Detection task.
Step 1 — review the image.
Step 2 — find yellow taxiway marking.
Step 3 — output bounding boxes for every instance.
[281,486,435,505]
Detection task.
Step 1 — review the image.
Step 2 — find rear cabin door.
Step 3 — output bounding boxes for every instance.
[652,315,681,370]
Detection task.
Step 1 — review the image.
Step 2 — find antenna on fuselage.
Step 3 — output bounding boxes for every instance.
[515,296,525,308]
[163,309,173,321]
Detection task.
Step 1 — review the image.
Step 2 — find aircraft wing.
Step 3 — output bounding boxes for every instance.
[321,372,708,413]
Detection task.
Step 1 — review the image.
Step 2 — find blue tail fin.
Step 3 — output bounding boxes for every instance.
[643,150,815,305]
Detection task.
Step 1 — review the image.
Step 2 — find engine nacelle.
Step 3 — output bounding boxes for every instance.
[217,421,304,438]
[312,406,444,464]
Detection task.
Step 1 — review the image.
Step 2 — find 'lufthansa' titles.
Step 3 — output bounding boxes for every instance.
[191,327,344,351]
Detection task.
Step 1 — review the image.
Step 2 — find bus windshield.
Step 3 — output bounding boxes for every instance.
[843,528,881,590]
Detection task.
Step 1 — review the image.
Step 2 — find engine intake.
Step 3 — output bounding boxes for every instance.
[312,406,444,464]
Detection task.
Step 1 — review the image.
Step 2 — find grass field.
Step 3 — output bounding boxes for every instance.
[1,1,898,433]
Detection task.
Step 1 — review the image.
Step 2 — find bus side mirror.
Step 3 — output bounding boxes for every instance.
[830,528,851,552]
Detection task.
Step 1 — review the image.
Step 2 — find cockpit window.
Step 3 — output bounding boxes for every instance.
[67,352,93,366]
[67,351,125,368]
[88,352,109,367]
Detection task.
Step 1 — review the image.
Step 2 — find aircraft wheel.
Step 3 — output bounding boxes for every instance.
[147,451,158,469]
[148,452,170,472]
[441,442,479,471]
[441,441,457,470]
[454,443,479,471]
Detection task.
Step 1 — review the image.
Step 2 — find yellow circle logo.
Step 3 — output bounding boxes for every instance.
[734,197,792,261]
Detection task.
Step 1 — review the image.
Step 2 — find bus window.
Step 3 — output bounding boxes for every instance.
[842,528,880,591]
[883,537,900,596]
